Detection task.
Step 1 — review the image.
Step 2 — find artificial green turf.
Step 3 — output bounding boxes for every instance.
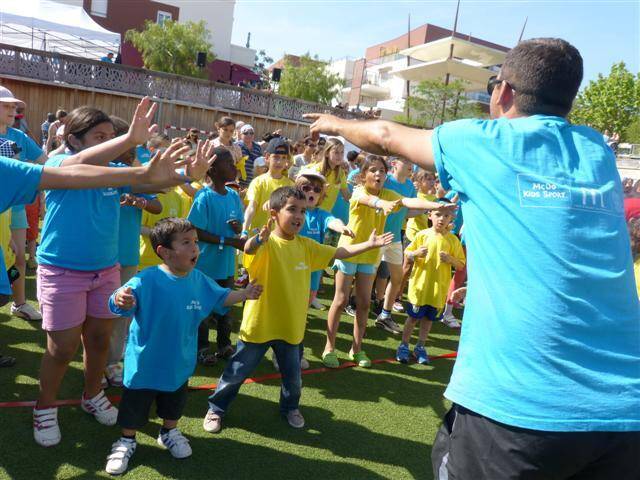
[0,271,459,480]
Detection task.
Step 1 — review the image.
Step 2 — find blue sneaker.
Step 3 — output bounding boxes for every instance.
[413,345,430,365]
[396,343,410,363]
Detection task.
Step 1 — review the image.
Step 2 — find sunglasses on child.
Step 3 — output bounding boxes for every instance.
[300,184,323,194]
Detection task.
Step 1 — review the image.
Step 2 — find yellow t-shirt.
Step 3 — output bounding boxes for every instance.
[138,188,189,270]
[311,163,347,212]
[0,210,15,269]
[337,186,402,265]
[247,173,293,231]
[634,256,640,299]
[405,192,437,242]
[240,234,336,344]
[406,228,465,310]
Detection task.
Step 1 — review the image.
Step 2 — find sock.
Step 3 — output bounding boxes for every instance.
[122,434,136,441]
[443,303,454,317]
[416,341,425,348]
[381,308,391,319]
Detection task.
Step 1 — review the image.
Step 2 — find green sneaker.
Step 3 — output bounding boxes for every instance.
[322,351,340,369]
[348,351,371,368]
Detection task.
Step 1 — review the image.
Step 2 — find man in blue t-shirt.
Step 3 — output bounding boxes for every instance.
[306,38,640,479]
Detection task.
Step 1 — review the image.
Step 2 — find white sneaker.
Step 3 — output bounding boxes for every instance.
[442,314,461,329]
[300,357,310,370]
[81,390,118,426]
[105,437,137,475]
[392,301,405,313]
[11,302,42,321]
[309,297,326,310]
[157,428,192,458]
[33,406,61,447]
[105,364,123,387]
[285,409,305,429]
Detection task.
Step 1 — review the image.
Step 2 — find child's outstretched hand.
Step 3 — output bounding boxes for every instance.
[243,280,263,300]
[115,286,136,310]
[144,139,192,185]
[341,226,356,238]
[258,218,274,244]
[378,199,400,216]
[187,139,216,180]
[434,202,458,216]
[367,229,394,248]
[127,97,159,146]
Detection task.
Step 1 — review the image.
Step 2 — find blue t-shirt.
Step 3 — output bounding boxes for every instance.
[433,115,640,432]
[135,146,152,164]
[188,186,243,280]
[0,158,42,294]
[300,207,335,244]
[38,155,129,271]
[383,175,416,240]
[0,127,43,163]
[109,266,230,391]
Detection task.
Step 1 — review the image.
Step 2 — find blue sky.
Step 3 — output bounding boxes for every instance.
[232,0,639,88]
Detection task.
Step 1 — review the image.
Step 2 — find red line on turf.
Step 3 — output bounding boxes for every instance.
[0,351,457,409]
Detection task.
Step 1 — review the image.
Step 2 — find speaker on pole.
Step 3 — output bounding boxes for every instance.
[271,68,282,82]
[196,52,207,68]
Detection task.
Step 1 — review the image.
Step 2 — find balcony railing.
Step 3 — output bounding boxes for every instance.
[0,43,361,123]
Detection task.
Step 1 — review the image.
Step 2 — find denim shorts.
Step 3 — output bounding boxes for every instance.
[333,259,376,276]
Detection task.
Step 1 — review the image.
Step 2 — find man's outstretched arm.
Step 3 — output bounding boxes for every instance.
[304,113,435,171]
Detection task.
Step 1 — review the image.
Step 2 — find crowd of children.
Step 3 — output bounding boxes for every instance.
[11,87,631,475]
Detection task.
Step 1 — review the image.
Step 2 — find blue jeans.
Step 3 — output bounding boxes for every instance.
[208,339,302,416]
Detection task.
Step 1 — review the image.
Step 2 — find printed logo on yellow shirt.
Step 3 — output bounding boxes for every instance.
[294,261,309,271]
[186,300,202,311]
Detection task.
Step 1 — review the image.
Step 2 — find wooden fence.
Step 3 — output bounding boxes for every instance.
[0,43,360,140]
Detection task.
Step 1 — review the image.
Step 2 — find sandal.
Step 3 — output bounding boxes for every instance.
[0,354,16,368]
[348,351,371,368]
[197,349,218,366]
[321,351,340,369]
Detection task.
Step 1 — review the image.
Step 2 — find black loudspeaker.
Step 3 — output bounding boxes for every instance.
[196,52,207,68]
[271,68,282,82]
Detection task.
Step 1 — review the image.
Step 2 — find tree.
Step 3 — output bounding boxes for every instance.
[125,20,215,79]
[253,49,274,88]
[625,117,640,144]
[393,78,485,128]
[569,62,640,139]
[277,54,344,105]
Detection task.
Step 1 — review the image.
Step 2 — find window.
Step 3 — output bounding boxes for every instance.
[90,0,108,17]
[157,11,172,25]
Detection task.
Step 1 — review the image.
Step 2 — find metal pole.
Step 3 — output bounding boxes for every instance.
[405,13,411,120]
[440,0,460,124]
[518,17,528,43]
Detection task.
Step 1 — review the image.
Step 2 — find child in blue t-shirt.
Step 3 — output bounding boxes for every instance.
[187,147,245,364]
[105,217,261,475]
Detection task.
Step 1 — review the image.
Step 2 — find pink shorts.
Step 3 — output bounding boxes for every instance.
[37,264,121,332]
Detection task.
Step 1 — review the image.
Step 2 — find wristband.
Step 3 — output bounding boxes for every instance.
[241,230,249,237]
[219,237,224,250]
[255,235,263,245]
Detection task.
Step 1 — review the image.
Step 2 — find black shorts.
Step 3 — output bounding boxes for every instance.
[117,382,189,430]
[432,404,640,480]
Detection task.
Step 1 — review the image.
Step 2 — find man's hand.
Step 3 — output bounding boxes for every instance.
[303,113,342,138]
[127,97,159,146]
[115,286,136,310]
[367,229,394,248]
[413,246,429,258]
[243,280,263,300]
[434,202,458,216]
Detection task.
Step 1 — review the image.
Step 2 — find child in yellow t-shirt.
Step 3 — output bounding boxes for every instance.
[310,137,350,212]
[138,188,190,270]
[241,138,293,235]
[203,186,391,432]
[397,200,465,365]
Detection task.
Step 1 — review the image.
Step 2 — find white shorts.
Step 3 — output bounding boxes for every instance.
[381,241,404,265]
